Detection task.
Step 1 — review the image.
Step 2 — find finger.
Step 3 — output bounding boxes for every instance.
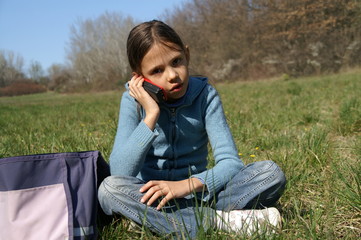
[130,75,143,85]
[140,181,157,193]
[140,184,161,203]
[129,78,146,99]
[136,77,144,85]
[128,89,135,98]
[147,189,165,207]
[130,73,140,82]
[128,75,141,90]
[140,186,157,203]
[156,193,173,210]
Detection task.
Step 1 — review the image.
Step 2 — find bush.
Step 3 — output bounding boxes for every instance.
[0,80,47,97]
[338,98,361,135]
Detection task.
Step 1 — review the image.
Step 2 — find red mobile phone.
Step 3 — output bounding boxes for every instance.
[142,78,167,103]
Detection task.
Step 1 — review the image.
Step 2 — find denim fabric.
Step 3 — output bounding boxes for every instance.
[215,160,286,211]
[98,160,286,239]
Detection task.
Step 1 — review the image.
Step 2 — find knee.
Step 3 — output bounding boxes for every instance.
[266,160,286,190]
[98,175,143,198]
[103,175,144,186]
[98,176,128,198]
[245,161,286,208]
[98,178,113,215]
[256,160,286,189]
[98,175,144,215]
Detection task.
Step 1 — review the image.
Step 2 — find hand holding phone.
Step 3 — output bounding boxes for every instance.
[142,78,167,103]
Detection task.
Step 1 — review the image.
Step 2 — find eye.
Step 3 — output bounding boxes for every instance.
[172,57,182,67]
[152,68,163,75]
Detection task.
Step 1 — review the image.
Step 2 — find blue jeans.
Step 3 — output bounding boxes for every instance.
[98,160,286,239]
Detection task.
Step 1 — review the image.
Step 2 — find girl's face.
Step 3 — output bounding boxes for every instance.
[140,42,190,103]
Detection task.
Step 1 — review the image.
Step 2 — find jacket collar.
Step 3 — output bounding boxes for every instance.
[163,76,208,108]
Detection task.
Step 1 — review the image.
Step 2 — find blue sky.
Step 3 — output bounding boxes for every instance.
[0,0,185,72]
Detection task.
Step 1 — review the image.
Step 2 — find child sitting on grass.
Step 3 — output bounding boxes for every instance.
[98,20,286,238]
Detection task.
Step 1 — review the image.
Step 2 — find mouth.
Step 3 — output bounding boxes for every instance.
[170,83,183,92]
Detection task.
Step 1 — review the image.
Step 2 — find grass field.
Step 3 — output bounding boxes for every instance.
[0,69,360,239]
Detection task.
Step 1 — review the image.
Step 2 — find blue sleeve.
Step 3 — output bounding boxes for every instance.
[109,91,158,176]
[191,85,243,200]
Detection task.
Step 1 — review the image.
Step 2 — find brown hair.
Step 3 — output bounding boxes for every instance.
[127,20,187,73]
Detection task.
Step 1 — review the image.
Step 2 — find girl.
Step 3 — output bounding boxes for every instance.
[98,20,286,238]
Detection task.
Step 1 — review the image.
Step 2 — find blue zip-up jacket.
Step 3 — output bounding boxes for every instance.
[109,76,243,200]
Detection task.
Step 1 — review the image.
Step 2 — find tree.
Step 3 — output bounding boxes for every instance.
[166,0,361,80]
[166,0,253,80]
[66,12,136,90]
[250,0,361,75]
[47,63,72,92]
[28,61,44,83]
[0,50,25,87]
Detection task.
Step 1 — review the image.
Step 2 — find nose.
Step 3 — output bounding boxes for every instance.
[166,67,179,82]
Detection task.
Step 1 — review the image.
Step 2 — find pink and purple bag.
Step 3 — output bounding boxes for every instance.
[0,151,109,240]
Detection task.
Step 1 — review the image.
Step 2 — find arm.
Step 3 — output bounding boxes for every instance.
[110,75,160,176]
[109,91,158,176]
[192,85,243,200]
[128,75,160,130]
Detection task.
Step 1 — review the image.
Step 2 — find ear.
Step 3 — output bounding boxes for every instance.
[132,72,142,77]
[185,45,190,63]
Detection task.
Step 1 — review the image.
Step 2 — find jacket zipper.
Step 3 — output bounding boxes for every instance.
[170,107,176,157]
[169,107,177,179]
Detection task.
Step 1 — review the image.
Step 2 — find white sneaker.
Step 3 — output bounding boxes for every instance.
[216,207,281,235]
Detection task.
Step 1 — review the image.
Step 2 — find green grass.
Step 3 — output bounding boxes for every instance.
[1,69,360,239]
